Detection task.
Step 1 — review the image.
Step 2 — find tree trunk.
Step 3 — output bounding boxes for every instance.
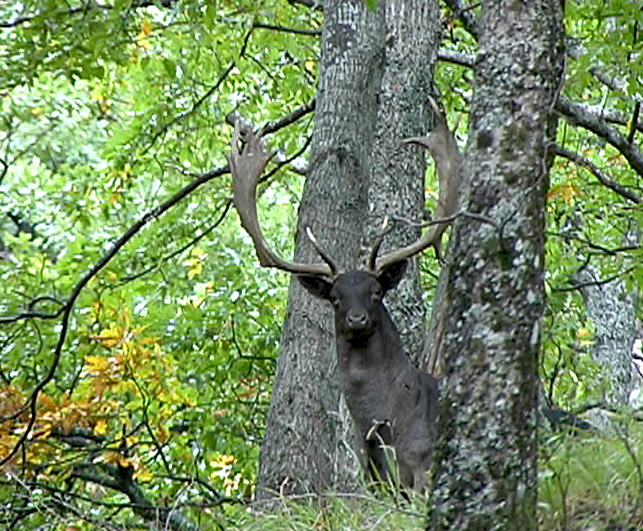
[428,1,565,529]
[576,267,635,406]
[257,0,441,497]
[366,0,439,365]
[257,0,384,497]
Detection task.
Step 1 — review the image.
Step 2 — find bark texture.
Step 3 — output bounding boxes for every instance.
[577,267,635,406]
[258,0,440,497]
[257,0,384,497]
[428,1,565,529]
[366,0,439,364]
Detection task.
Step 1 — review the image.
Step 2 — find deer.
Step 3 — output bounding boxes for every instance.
[225,101,461,491]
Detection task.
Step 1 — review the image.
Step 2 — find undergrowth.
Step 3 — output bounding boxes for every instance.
[209,420,643,529]
[539,419,643,530]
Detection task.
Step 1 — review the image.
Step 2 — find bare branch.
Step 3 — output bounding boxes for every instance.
[628,102,641,143]
[72,463,198,531]
[552,143,642,204]
[551,265,637,293]
[261,99,316,136]
[437,49,475,68]
[557,97,643,178]
[253,22,321,36]
[142,29,253,157]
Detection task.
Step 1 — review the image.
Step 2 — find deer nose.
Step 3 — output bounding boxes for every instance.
[347,311,369,329]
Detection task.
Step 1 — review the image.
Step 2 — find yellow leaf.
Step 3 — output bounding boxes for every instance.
[212,454,235,468]
[30,107,44,117]
[576,327,591,339]
[134,469,153,482]
[141,18,153,36]
[156,423,169,444]
[85,356,110,373]
[547,183,579,203]
[95,419,108,435]
[90,328,123,349]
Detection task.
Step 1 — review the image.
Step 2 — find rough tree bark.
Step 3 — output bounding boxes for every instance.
[577,267,635,406]
[366,0,439,365]
[257,0,440,497]
[428,0,565,529]
[257,0,384,497]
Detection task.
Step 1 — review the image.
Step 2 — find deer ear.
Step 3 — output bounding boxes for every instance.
[297,275,334,300]
[377,260,408,294]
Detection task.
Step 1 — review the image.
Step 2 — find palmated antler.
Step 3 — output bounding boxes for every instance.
[226,122,338,277]
[372,96,462,272]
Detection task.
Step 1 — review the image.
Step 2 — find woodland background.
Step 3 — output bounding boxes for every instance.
[1,0,642,529]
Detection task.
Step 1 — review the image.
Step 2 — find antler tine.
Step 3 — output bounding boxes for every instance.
[376,96,462,271]
[226,121,334,277]
[374,229,444,273]
[367,216,392,272]
[305,227,339,277]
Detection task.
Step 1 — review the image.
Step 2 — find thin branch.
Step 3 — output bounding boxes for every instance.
[548,231,640,257]
[551,265,636,293]
[557,97,643,178]
[260,134,313,183]
[253,22,321,36]
[551,143,642,204]
[628,101,640,143]
[141,28,253,157]
[261,98,317,136]
[117,199,233,284]
[437,48,475,68]
[72,463,198,531]
[0,157,7,186]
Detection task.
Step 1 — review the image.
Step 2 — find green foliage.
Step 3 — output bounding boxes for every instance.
[1,0,320,527]
[540,421,643,529]
[0,0,642,528]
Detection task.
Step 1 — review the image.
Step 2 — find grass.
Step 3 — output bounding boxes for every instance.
[539,420,643,530]
[206,421,643,530]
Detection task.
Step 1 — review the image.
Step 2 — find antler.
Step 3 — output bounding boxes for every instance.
[226,122,338,277]
[372,96,462,272]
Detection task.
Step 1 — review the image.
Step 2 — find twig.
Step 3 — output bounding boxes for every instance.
[551,143,642,204]
[253,22,321,36]
[556,97,643,177]
[142,29,253,157]
[551,265,636,293]
[628,102,640,143]
[117,199,233,284]
[437,49,475,68]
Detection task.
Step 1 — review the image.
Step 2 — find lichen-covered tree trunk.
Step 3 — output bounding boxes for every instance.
[428,1,565,529]
[257,0,384,497]
[577,267,635,406]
